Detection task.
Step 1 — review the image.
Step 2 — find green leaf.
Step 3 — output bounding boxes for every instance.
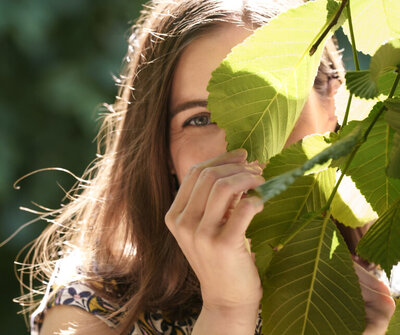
[384,98,400,178]
[345,40,400,99]
[331,174,378,227]
[345,70,378,99]
[387,300,400,335]
[342,0,400,55]
[207,0,338,163]
[357,198,400,277]
[261,217,365,334]
[247,135,337,279]
[385,98,400,132]
[251,127,362,202]
[384,0,400,34]
[335,102,400,216]
[387,133,400,178]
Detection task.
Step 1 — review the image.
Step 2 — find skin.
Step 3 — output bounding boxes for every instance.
[166,24,395,334]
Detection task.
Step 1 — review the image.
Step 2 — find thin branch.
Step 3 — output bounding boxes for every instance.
[309,0,348,56]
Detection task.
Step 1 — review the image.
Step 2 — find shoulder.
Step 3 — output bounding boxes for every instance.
[31,280,123,334]
[31,280,197,335]
[39,304,119,335]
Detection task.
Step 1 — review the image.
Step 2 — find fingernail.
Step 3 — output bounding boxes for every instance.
[231,148,247,157]
[248,165,263,174]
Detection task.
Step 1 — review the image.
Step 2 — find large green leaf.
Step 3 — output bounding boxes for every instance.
[357,198,400,276]
[261,217,365,334]
[335,102,400,215]
[247,135,337,278]
[345,40,400,99]
[207,0,338,163]
[385,98,400,177]
[387,300,400,335]
[342,0,400,55]
[251,127,361,202]
[384,0,400,34]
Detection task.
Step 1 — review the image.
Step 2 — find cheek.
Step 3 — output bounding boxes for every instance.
[169,127,227,183]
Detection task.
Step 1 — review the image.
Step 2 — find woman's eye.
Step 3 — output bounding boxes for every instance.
[183,113,214,127]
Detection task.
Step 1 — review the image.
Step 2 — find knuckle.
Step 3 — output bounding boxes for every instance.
[214,178,231,193]
[199,167,219,183]
[188,163,204,178]
[240,197,263,213]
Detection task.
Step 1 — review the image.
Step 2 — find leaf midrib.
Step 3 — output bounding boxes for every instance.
[300,213,329,334]
[238,3,333,152]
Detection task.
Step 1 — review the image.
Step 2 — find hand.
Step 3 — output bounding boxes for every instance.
[165,149,264,314]
[353,259,396,335]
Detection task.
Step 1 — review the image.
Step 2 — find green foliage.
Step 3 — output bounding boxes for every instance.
[247,135,337,279]
[261,216,365,335]
[334,102,400,216]
[251,127,361,203]
[383,0,400,34]
[346,40,400,99]
[207,0,336,163]
[385,98,400,177]
[342,0,400,55]
[387,300,400,335]
[345,40,400,99]
[207,0,400,332]
[357,198,400,277]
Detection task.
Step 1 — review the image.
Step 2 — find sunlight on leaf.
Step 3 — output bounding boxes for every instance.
[342,0,400,55]
[329,230,339,259]
[334,102,400,215]
[331,173,378,228]
[251,128,362,202]
[383,0,400,35]
[208,0,338,163]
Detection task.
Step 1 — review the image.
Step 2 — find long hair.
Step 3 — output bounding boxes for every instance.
[17,0,344,332]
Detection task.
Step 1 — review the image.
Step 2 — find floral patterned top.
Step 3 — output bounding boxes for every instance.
[31,280,263,335]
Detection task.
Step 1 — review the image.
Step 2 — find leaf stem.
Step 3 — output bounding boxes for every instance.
[342,92,353,127]
[309,0,348,56]
[346,0,360,71]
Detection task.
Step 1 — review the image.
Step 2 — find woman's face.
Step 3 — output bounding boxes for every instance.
[169,24,338,183]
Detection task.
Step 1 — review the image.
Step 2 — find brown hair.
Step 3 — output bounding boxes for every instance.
[17,0,344,332]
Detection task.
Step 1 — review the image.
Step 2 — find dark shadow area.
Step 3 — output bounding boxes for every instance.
[0,1,146,333]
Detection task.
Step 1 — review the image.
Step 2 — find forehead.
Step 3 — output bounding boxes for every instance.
[169,24,252,113]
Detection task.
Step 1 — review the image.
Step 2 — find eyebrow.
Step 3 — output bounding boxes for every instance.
[170,99,208,117]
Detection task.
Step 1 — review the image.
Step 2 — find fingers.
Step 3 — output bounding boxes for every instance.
[218,196,264,242]
[185,165,263,224]
[198,173,264,233]
[353,262,393,302]
[353,261,395,322]
[169,149,248,215]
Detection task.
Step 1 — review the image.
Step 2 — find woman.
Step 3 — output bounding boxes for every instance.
[23,0,394,334]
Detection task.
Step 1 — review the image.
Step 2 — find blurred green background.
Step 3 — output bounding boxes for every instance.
[0,0,145,333]
[0,1,368,334]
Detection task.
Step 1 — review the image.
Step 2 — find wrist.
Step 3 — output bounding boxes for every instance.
[192,303,260,335]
